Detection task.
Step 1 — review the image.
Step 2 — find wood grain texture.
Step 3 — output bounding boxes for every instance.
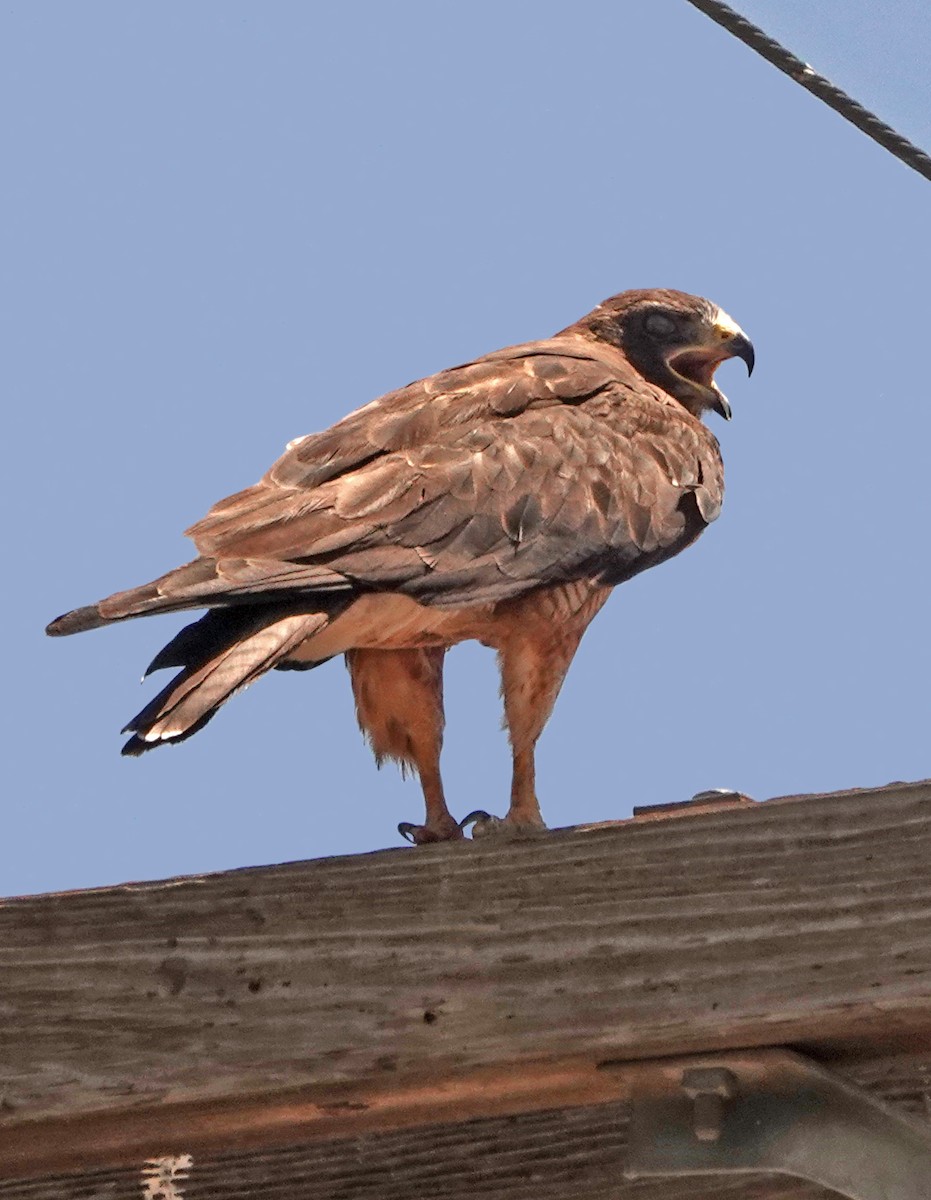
[1,781,930,1187]
[0,1104,840,1200]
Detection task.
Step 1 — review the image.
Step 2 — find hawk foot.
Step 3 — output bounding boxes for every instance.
[398,813,465,845]
[459,809,548,840]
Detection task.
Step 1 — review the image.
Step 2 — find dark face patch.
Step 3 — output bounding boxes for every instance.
[617,304,710,395]
[567,292,734,418]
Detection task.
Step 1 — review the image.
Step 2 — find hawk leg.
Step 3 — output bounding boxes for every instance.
[463,633,573,838]
[345,647,463,844]
[465,585,608,838]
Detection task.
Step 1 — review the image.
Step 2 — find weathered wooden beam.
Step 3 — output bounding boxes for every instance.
[1,780,930,1182]
[0,1100,837,1200]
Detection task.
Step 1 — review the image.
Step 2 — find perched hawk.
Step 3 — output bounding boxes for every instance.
[48,289,753,843]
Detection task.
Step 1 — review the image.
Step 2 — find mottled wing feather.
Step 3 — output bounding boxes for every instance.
[188,345,618,549]
[169,341,723,613]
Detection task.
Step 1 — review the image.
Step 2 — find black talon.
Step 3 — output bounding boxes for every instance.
[459,809,493,833]
[398,822,419,844]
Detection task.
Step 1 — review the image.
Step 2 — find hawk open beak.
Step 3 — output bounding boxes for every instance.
[668,316,755,421]
[719,329,755,377]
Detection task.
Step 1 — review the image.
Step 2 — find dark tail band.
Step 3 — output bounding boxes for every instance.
[46,606,107,637]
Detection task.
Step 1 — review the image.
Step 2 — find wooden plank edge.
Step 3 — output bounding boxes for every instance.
[4,1009,931,1185]
[0,1054,621,1181]
[4,778,927,904]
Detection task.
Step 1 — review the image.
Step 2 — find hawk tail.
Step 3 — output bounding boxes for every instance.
[46,561,222,637]
[46,556,351,637]
[120,607,332,756]
[46,605,110,636]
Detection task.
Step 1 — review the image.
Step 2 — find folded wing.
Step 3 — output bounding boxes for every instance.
[48,340,722,632]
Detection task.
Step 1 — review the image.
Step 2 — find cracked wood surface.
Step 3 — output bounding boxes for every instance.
[1,779,930,1194]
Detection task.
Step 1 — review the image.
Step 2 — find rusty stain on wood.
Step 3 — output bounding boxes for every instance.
[630,788,754,820]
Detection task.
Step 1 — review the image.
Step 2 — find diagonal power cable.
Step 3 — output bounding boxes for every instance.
[685,0,931,183]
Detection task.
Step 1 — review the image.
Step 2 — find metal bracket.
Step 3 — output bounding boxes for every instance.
[624,1048,931,1200]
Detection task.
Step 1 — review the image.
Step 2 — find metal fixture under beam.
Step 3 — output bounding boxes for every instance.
[624,1047,931,1200]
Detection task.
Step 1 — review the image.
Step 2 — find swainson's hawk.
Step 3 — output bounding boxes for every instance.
[47,289,754,842]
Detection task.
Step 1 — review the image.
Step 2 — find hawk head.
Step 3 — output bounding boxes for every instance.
[574,288,754,420]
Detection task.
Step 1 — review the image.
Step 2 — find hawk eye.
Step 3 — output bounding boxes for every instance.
[644,311,678,337]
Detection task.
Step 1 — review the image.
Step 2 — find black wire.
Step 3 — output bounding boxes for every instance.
[685,0,931,184]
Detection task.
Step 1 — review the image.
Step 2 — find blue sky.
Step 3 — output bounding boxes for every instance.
[5,1,930,895]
